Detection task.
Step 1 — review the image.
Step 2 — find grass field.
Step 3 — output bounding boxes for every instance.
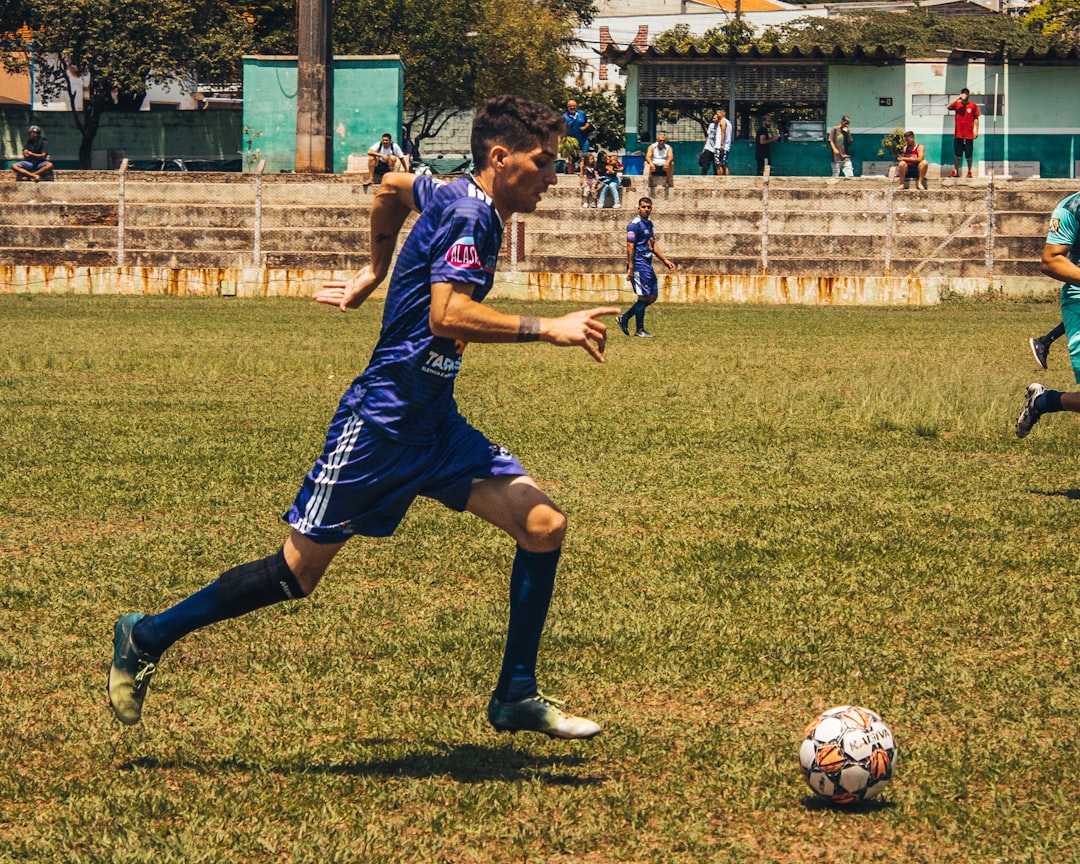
[2,294,1078,863]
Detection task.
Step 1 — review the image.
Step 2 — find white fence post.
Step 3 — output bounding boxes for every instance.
[885,166,896,277]
[985,171,995,277]
[117,159,127,267]
[254,159,266,266]
[760,164,770,275]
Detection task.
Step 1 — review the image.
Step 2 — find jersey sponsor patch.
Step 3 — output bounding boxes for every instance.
[1050,218,1061,233]
[446,237,482,271]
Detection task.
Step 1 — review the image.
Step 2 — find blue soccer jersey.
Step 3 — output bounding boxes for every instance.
[627,215,656,274]
[343,175,503,445]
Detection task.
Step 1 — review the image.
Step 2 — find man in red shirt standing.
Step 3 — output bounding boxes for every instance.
[948,88,980,178]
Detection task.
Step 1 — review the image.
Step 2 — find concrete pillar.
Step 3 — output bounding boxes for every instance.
[295,0,333,173]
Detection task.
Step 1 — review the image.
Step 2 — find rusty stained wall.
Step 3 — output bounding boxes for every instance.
[0,265,1054,305]
[0,265,372,298]
[520,272,1052,305]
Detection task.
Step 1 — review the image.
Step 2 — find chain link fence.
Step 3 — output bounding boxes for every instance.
[1,165,1069,297]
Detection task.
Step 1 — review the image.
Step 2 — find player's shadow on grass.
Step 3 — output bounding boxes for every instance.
[123,742,606,787]
[800,796,896,813]
[1032,488,1080,500]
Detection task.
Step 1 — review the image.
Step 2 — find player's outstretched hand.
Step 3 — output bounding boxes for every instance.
[547,307,621,363]
[314,266,381,312]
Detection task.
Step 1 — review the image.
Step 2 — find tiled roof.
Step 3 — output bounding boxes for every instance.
[598,43,906,64]
[692,0,790,11]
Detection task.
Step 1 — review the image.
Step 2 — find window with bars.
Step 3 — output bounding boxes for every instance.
[637,63,829,102]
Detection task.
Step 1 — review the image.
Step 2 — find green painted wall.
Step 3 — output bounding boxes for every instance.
[827,64,908,138]
[242,55,403,173]
[1,108,242,169]
[622,58,1080,178]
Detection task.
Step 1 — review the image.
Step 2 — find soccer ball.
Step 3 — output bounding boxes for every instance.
[799,705,897,804]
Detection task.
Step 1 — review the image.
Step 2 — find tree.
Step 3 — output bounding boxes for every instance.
[1026,0,1080,41]
[2,0,254,168]
[334,0,590,148]
[771,9,1064,56]
[561,85,625,153]
[244,0,299,55]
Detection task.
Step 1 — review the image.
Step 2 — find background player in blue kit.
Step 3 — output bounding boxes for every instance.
[1017,190,1080,436]
[109,95,620,740]
[617,197,677,339]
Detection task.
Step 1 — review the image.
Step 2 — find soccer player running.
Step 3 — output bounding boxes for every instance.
[1016,190,1080,437]
[108,95,619,739]
[617,197,676,338]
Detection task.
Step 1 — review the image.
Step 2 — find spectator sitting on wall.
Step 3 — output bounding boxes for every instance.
[401,130,419,172]
[597,152,623,208]
[367,133,405,183]
[897,130,928,191]
[12,125,52,182]
[644,132,674,189]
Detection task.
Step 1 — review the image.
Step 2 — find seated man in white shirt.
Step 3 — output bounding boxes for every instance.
[644,132,674,189]
[367,133,405,183]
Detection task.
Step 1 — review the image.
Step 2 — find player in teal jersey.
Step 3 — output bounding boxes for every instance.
[1017,190,1080,436]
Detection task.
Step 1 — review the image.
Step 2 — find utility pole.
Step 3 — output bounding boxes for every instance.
[295,0,333,173]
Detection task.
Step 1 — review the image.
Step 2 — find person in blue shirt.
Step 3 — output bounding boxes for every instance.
[562,99,591,172]
[108,95,619,741]
[1017,190,1080,436]
[616,197,677,338]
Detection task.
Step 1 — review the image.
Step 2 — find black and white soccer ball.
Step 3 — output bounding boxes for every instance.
[799,705,897,804]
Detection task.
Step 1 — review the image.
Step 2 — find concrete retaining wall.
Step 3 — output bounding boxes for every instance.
[0,172,1068,305]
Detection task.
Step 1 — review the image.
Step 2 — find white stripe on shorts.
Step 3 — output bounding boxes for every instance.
[296,412,365,534]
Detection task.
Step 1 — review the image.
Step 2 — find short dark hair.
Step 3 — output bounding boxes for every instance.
[961,88,970,95]
[471,95,565,170]
[638,196,652,206]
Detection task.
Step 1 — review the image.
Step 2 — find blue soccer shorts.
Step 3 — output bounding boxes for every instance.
[1060,283,1080,383]
[283,404,526,542]
[630,267,658,297]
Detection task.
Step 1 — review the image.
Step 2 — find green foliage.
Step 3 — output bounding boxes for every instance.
[241,125,263,168]
[242,0,299,55]
[773,8,1067,55]
[879,125,906,158]
[2,0,254,167]
[561,85,626,153]
[654,8,1080,58]
[1026,0,1080,39]
[2,296,1080,861]
[335,0,587,147]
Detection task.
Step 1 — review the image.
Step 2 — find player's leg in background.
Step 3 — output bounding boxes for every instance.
[1017,291,1080,438]
[1030,321,1065,369]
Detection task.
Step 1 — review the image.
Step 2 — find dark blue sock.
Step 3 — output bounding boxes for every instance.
[494,546,561,703]
[132,581,228,656]
[131,549,303,656]
[628,300,648,331]
[1035,390,1063,413]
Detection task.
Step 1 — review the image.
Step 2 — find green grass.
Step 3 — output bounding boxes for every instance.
[1,294,1078,863]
